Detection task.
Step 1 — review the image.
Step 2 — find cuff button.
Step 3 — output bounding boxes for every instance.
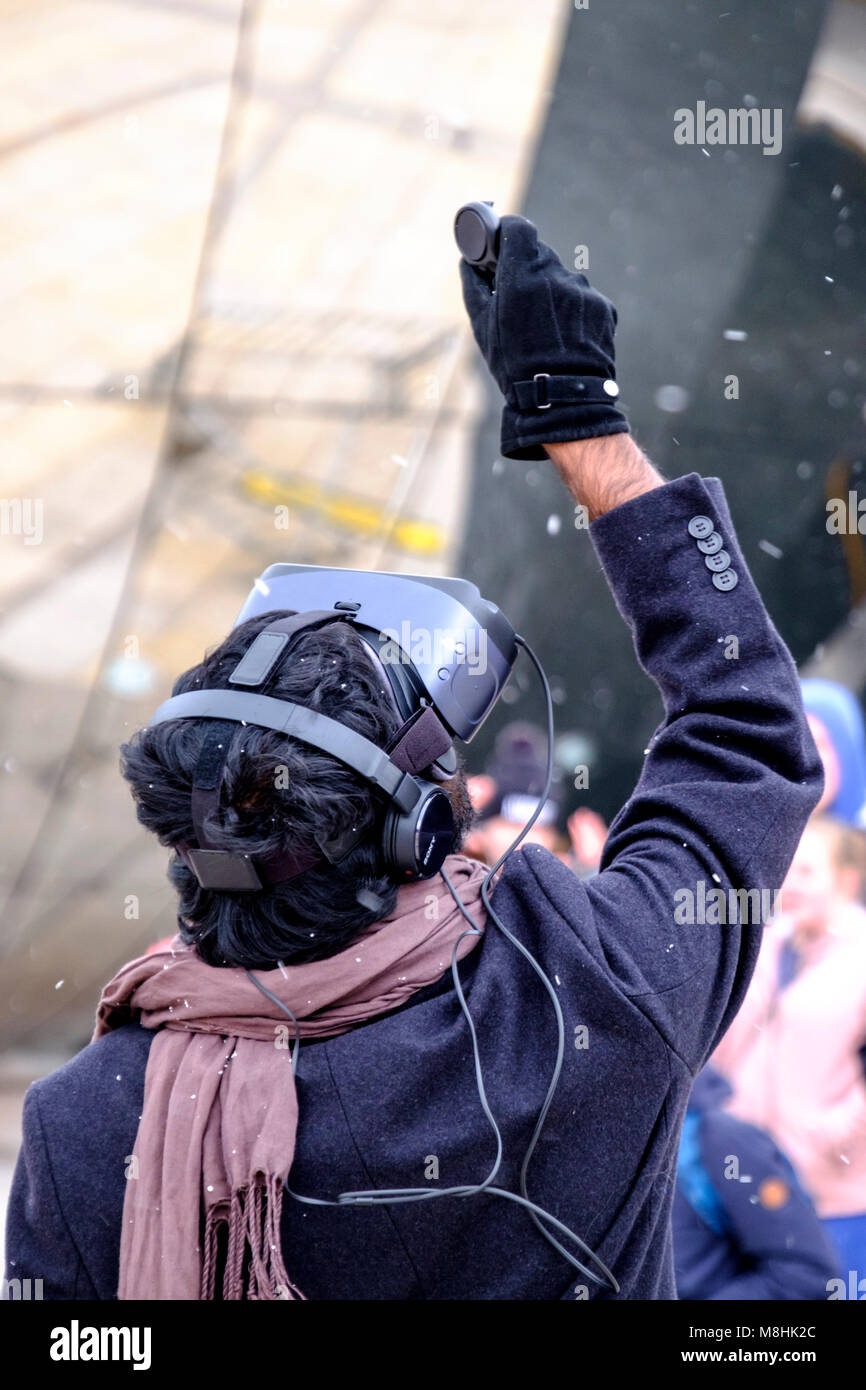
[712,569,739,591]
[687,515,714,540]
[705,550,731,572]
[697,531,724,555]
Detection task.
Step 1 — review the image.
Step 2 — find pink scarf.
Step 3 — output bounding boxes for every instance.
[93,854,489,1300]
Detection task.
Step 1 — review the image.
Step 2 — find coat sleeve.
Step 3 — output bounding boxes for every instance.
[700,1113,841,1301]
[4,1083,97,1300]
[574,472,823,1072]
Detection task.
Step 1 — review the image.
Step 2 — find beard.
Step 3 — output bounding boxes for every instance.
[441,761,476,852]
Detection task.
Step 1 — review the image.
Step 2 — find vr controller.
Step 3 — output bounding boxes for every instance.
[454,201,500,281]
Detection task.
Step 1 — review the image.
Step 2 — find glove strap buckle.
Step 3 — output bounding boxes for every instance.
[532,372,552,409]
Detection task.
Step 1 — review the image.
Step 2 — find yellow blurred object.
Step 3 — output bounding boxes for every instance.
[241,467,445,556]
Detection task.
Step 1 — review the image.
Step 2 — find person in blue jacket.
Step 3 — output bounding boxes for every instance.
[801,678,866,830]
[5,217,824,1300]
[673,1068,841,1300]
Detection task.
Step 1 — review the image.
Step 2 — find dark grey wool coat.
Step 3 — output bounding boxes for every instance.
[5,472,822,1300]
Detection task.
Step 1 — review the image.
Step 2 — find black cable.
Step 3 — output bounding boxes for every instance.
[481,635,618,1290]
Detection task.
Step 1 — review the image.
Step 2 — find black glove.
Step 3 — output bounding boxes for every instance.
[459,214,629,461]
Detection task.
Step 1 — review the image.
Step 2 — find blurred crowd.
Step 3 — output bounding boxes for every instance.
[465,678,866,1301]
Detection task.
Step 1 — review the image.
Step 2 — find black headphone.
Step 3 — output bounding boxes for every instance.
[147,609,459,890]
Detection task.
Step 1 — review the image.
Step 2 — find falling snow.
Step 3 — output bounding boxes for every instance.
[758,539,783,559]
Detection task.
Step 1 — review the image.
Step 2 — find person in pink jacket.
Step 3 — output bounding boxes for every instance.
[712,814,866,1289]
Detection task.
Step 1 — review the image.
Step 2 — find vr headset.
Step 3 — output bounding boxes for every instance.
[147,563,518,891]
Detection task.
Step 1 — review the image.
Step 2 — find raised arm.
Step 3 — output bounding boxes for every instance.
[459,216,823,1071]
[522,425,820,1073]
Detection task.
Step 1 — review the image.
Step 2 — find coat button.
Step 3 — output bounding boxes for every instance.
[712,569,739,591]
[705,550,731,572]
[697,531,724,555]
[687,515,714,540]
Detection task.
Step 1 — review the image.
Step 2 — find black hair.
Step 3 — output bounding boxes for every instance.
[119,611,473,970]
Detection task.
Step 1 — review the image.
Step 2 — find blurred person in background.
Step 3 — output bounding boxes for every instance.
[801,678,866,830]
[673,1066,840,1300]
[464,721,566,865]
[465,721,609,877]
[564,806,608,878]
[712,814,866,1286]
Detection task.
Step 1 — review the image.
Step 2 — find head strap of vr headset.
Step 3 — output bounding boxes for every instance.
[149,609,454,891]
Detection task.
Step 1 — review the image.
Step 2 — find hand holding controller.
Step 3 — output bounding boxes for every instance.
[456,209,630,461]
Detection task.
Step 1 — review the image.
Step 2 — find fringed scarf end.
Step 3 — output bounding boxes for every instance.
[201,1178,305,1301]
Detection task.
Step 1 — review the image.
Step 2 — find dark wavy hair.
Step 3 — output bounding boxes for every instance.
[119,611,473,969]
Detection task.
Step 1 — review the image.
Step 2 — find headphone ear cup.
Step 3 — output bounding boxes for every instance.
[381,782,456,880]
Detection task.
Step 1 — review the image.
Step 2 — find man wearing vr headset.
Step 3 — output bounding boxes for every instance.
[6,217,823,1303]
